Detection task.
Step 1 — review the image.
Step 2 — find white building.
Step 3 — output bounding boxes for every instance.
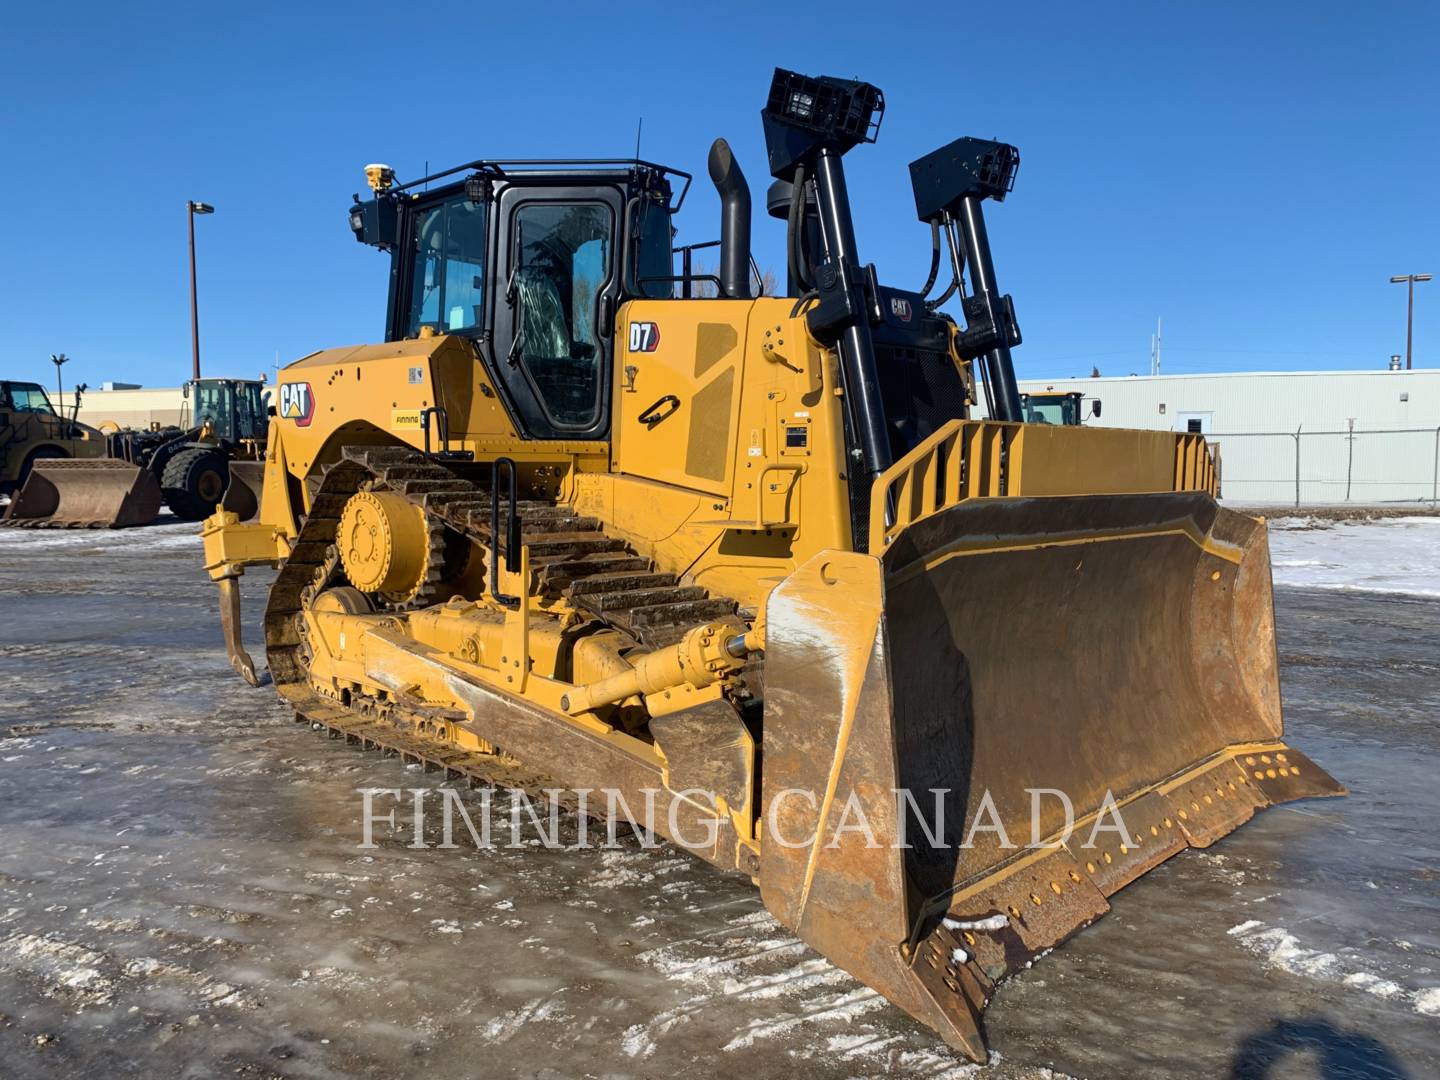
[73,386,188,431]
[980,370,1440,505]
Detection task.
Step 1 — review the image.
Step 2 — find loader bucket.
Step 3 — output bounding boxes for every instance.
[220,460,264,522]
[760,493,1342,1062]
[1,458,162,528]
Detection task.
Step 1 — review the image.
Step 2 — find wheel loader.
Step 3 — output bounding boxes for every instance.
[0,379,161,528]
[3,376,268,528]
[105,377,271,521]
[200,69,1343,1061]
[1020,389,1092,425]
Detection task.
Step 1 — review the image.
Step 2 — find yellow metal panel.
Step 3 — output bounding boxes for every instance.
[1010,425,1181,497]
[613,300,750,497]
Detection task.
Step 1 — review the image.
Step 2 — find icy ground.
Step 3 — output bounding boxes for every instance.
[0,519,1437,1078]
[1269,516,1440,597]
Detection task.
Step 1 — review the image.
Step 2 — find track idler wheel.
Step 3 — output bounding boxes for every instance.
[336,491,429,597]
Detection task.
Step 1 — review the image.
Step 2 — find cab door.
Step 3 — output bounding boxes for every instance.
[491,185,624,440]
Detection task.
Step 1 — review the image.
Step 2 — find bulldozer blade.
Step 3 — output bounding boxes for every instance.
[760,493,1342,1062]
[220,460,264,522]
[0,458,162,529]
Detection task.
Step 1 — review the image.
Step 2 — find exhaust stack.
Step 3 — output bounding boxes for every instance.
[707,138,752,300]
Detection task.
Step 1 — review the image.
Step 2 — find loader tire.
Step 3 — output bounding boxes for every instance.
[161,448,228,521]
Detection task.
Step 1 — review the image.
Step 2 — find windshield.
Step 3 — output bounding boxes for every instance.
[405,196,487,338]
[3,382,56,414]
[194,381,233,431]
[1023,395,1079,425]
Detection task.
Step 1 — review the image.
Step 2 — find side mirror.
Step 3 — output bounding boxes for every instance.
[1091,399,1102,419]
[182,383,190,399]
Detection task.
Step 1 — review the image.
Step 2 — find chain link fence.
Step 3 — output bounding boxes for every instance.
[1211,427,1440,506]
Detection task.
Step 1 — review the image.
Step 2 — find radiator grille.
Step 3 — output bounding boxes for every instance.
[874,344,969,460]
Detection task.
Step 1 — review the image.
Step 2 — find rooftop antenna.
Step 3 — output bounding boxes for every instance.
[634,116,643,159]
[1150,316,1162,376]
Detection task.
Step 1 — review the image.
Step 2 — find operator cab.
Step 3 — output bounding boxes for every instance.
[350,161,682,441]
[1,381,57,415]
[1019,391,1098,426]
[185,378,269,444]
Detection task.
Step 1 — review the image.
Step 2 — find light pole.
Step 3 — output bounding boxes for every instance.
[188,201,215,381]
[1389,273,1432,370]
[50,353,67,419]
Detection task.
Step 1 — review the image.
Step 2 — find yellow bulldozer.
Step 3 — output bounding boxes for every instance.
[200,69,1342,1061]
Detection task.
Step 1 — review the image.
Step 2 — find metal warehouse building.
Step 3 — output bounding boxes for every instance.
[983,370,1440,504]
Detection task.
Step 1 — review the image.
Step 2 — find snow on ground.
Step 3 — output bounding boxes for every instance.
[617,899,987,1077]
[0,516,195,552]
[1267,516,1440,597]
[1225,920,1437,1015]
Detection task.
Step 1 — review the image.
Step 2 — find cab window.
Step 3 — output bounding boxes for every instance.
[1022,395,1079,425]
[6,383,55,414]
[235,384,267,440]
[635,198,675,299]
[406,197,487,337]
[510,203,612,427]
[194,383,231,430]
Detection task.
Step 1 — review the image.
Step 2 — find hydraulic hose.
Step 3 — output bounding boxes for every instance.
[786,164,814,293]
[918,221,941,299]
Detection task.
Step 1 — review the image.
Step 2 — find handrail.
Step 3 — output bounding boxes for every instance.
[489,457,523,610]
[390,158,694,212]
[869,420,1008,551]
[754,462,805,526]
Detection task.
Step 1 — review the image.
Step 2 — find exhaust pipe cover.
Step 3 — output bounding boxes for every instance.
[707,138,752,300]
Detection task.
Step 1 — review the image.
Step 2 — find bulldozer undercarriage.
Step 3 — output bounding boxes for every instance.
[250,445,761,852]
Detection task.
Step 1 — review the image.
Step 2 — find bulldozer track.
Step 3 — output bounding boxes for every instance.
[265,444,743,807]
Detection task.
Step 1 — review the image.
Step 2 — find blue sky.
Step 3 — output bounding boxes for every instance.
[2,2,1436,392]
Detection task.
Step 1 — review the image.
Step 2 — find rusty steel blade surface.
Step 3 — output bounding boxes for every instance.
[760,494,1343,1063]
[1,458,162,528]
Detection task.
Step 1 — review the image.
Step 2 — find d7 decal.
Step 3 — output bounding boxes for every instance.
[628,321,661,353]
